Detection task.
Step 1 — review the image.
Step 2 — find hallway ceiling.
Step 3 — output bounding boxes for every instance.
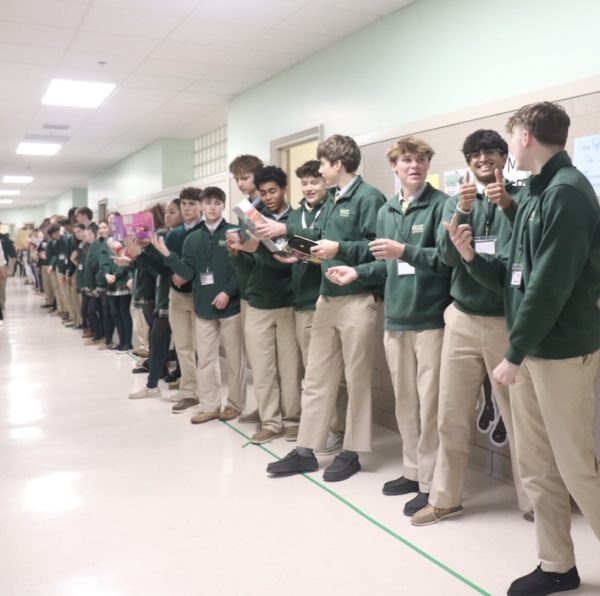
[0,0,415,210]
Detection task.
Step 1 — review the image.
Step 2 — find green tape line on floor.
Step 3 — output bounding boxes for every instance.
[223,420,491,596]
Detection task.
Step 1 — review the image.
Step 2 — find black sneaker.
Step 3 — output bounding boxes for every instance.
[507,565,580,595]
[163,370,181,383]
[323,451,360,482]
[267,449,318,476]
[382,476,419,496]
[131,366,149,374]
[403,492,429,516]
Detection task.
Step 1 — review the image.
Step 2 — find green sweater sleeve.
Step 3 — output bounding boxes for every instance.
[403,200,452,276]
[165,236,196,281]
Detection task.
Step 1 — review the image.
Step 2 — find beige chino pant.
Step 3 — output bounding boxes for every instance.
[384,328,443,492]
[41,266,55,305]
[511,352,600,573]
[168,289,198,399]
[244,304,302,432]
[430,303,530,512]
[297,293,379,453]
[194,314,247,413]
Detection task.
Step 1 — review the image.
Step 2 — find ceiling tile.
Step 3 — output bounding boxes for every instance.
[0,0,89,28]
[0,43,64,66]
[122,73,195,92]
[80,5,181,38]
[224,48,305,71]
[169,18,268,48]
[71,30,159,57]
[248,29,340,55]
[135,58,213,78]
[95,0,198,18]
[191,0,309,27]
[59,50,141,75]
[150,41,236,66]
[0,21,75,49]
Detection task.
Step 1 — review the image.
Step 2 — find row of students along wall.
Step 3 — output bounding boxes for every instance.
[15,100,600,596]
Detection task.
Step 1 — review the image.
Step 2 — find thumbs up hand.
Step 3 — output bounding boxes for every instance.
[458,170,477,212]
[486,168,512,209]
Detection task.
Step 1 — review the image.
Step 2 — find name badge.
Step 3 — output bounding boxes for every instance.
[510,264,523,288]
[59,253,66,260]
[396,260,415,276]
[474,236,497,255]
[77,264,83,271]
[200,271,214,286]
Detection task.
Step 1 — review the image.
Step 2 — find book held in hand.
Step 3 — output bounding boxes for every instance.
[111,212,154,241]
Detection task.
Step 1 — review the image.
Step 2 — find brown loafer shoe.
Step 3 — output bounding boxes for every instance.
[219,406,241,421]
[190,409,221,424]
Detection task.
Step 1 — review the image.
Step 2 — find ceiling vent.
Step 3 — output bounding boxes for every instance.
[42,123,70,131]
[25,133,70,143]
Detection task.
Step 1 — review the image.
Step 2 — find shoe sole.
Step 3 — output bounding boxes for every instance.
[190,416,220,424]
[172,406,199,414]
[410,509,463,527]
[251,433,283,445]
[268,466,318,476]
[382,486,420,496]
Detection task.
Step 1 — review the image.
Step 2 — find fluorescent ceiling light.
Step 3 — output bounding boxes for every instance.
[0,199,14,204]
[0,190,21,196]
[42,78,116,108]
[2,175,33,184]
[17,142,61,156]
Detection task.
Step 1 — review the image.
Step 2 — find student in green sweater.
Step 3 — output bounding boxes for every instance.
[229,166,302,444]
[327,137,451,514]
[411,129,531,527]
[228,154,264,424]
[446,102,600,596]
[82,223,104,344]
[153,187,246,421]
[267,134,386,482]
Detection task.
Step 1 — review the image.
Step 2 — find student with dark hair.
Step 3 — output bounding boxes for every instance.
[76,207,94,226]
[447,102,600,596]
[267,134,386,481]
[410,128,530,527]
[229,166,302,443]
[82,223,104,344]
[135,189,204,412]
[153,188,246,419]
[94,220,116,349]
[126,200,182,398]
[68,223,86,329]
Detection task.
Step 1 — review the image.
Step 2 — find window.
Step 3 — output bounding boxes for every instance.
[194,126,227,179]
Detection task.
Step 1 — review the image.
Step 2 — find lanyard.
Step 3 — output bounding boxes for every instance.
[483,195,497,236]
[514,194,540,262]
[301,202,326,230]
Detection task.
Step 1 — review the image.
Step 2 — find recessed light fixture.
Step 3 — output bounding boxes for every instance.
[42,78,116,108]
[16,142,61,156]
[0,199,14,204]
[0,190,21,196]
[2,175,33,184]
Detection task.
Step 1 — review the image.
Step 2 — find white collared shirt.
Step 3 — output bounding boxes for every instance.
[401,183,427,204]
[205,218,223,233]
[336,176,358,199]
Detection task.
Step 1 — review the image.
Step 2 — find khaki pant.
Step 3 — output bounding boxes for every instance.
[195,314,247,413]
[431,304,530,512]
[244,304,301,432]
[59,275,76,322]
[511,352,600,572]
[297,293,379,453]
[168,289,198,399]
[294,309,314,368]
[50,271,64,312]
[0,276,5,309]
[384,328,443,492]
[41,266,55,305]
[131,306,149,351]
[69,281,82,325]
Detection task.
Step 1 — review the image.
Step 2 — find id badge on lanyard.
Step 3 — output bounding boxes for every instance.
[474,236,497,255]
[200,271,214,286]
[396,260,415,276]
[510,263,524,288]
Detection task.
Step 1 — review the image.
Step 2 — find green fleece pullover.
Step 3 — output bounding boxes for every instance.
[356,183,451,330]
[166,219,240,319]
[437,181,524,316]
[465,151,600,364]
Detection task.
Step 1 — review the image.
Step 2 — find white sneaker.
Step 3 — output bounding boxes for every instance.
[315,432,344,456]
[128,386,162,400]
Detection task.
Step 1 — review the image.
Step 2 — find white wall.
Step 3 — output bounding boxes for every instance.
[228,0,600,160]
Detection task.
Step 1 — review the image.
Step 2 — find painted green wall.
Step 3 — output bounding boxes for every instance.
[228,0,600,160]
